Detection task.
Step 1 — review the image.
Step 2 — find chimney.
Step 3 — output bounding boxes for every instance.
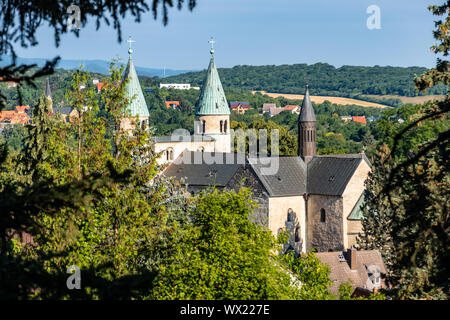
[347,248,357,270]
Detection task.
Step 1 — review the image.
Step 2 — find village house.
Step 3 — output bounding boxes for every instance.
[283,104,301,114]
[315,248,387,297]
[230,101,250,114]
[262,103,276,114]
[352,116,367,124]
[165,100,181,109]
[0,105,31,125]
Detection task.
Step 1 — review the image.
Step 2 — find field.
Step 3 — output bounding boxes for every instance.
[252,91,391,108]
[361,94,446,105]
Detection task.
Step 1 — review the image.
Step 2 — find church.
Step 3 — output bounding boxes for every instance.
[122,38,370,254]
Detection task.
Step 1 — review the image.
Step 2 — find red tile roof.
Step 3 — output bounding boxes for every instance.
[352,116,367,124]
[283,105,300,111]
[15,105,30,113]
[165,101,181,108]
[315,249,387,296]
[0,107,31,125]
[230,101,250,109]
[96,82,104,92]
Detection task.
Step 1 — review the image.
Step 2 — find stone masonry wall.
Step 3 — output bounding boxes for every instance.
[307,195,344,252]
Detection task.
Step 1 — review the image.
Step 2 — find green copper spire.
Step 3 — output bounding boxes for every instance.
[195,38,230,116]
[123,36,149,118]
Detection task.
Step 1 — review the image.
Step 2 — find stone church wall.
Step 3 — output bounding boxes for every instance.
[342,159,370,248]
[226,165,269,227]
[154,140,215,165]
[269,196,306,253]
[307,195,344,252]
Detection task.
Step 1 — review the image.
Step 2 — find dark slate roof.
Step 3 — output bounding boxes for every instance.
[298,84,316,122]
[162,151,245,187]
[248,156,307,197]
[59,107,74,115]
[162,151,369,197]
[151,135,215,143]
[307,154,367,196]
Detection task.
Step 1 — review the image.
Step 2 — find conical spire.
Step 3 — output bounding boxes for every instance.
[195,38,230,116]
[45,78,52,99]
[45,78,53,113]
[123,36,149,118]
[298,84,316,122]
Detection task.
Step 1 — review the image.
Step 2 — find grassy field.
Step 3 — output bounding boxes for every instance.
[361,94,446,105]
[253,91,391,108]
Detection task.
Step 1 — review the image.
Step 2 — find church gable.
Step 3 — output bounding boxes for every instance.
[307,154,368,196]
[248,156,307,197]
[161,151,245,188]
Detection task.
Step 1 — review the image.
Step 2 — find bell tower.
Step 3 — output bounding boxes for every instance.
[194,37,231,153]
[298,84,316,162]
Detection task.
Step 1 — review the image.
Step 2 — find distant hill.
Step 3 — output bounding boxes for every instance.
[0,55,193,77]
[162,62,448,97]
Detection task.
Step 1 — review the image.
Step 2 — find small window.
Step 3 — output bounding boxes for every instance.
[320,208,326,223]
[224,120,227,133]
[220,120,223,133]
[166,148,174,161]
[202,120,206,133]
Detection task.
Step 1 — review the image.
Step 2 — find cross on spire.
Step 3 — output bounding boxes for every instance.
[127,36,136,56]
[209,37,216,55]
[304,77,309,87]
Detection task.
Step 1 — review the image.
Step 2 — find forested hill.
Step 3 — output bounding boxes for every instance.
[162,63,447,97]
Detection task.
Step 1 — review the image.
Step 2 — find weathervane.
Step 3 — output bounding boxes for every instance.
[127,36,136,56]
[208,37,216,55]
[305,77,309,87]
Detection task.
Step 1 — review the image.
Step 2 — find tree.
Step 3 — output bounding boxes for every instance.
[358,103,449,299]
[358,2,449,300]
[0,0,197,110]
[151,188,298,299]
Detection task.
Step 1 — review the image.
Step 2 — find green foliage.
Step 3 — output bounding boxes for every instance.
[337,281,354,300]
[358,101,449,300]
[282,251,335,300]
[151,188,297,299]
[165,63,447,97]
[415,1,449,93]
[231,119,297,156]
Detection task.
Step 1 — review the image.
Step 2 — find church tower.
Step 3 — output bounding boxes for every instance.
[298,84,316,162]
[121,36,150,131]
[194,38,231,153]
[45,78,53,113]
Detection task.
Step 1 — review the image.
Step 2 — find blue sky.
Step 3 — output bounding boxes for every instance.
[15,0,440,70]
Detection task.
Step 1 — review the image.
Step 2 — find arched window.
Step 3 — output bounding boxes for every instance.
[295,226,301,242]
[320,208,326,223]
[220,120,223,133]
[202,120,206,133]
[224,120,228,133]
[166,148,174,161]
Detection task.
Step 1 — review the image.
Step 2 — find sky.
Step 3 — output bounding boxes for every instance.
[14,0,440,71]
